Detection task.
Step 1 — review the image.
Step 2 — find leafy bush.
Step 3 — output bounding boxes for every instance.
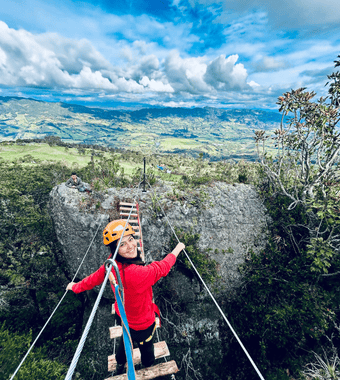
[169,228,219,285]
[0,325,68,380]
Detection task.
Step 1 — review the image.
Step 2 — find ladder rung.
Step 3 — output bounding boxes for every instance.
[105,360,179,380]
[119,202,137,207]
[120,213,138,217]
[131,225,140,230]
[109,318,160,338]
[120,207,137,212]
[120,218,139,223]
[108,341,170,372]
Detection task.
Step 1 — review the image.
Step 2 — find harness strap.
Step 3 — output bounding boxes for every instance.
[114,284,136,380]
[139,321,156,345]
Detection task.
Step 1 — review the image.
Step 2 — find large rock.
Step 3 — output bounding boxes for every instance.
[49,181,269,377]
[50,182,268,290]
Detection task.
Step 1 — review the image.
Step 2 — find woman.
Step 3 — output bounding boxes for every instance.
[67,219,185,375]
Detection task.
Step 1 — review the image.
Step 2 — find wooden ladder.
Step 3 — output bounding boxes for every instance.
[106,320,179,380]
[106,201,179,379]
[119,202,145,261]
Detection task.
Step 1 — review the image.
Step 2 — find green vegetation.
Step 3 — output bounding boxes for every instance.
[221,56,340,380]
[0,325,69,380]
[169,228,219,285]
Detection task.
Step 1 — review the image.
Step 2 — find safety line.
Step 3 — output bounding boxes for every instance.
[64,260,113,380]
[9,222,102,380]
[146,179,266,380]
[115,284,136,380]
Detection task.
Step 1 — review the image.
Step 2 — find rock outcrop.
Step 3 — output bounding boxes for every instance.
[49,181,269,376]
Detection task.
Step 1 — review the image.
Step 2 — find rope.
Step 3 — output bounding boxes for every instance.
[64,261,113,380]
[9,223,102,380]
[71,223,102,281]
[114,284,136,380]
[110,318,117,377]
[146,179,266,380]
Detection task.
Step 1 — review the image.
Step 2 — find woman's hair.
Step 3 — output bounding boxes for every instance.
[108,238,144,265]
[109,240,118,256]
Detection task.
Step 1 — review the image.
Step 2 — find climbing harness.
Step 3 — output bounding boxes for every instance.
[146,178,266,380]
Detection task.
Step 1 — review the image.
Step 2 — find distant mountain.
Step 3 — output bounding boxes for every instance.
[0,96,281,160]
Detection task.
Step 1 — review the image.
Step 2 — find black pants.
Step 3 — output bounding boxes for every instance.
[115,316,156,368]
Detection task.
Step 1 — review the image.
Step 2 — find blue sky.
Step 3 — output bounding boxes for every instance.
[0,0,339,110]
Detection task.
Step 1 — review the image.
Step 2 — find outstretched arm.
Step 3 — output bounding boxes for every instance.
[130,242,186,292]
[66,265,106,293]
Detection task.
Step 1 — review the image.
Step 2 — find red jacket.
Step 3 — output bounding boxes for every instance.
[72,253,177,330]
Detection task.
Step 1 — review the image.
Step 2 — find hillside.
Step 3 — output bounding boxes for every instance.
[0,96,281,160]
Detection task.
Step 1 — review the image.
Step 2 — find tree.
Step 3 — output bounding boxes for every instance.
[254,55,340,274]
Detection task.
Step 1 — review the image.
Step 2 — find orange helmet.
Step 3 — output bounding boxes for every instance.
[103,219,135,245]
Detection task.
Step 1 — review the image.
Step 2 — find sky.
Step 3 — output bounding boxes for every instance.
[0,0,340,110]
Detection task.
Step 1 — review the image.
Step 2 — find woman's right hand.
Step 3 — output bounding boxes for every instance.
[172,242,185,257]
[66,282,76,291]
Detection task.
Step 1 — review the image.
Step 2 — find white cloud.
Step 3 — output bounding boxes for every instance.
[139,76,174,92]
[71,66,117,90]
[0,21,140,92]
[204,54,249,90]
[0,21,257,99]
[164,50,210,93]
[247,80,260,88]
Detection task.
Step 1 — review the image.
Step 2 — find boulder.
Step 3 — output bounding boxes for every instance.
[49,181,269,376]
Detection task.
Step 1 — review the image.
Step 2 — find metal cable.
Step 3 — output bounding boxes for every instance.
[71,223,102,281]
[9,223,102,380]
[64,261,113,380]
[146,179,266,380]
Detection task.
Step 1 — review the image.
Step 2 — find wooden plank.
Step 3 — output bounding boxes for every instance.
[120,207,137,212]
[119,202,136,207]
[105,360,178,380]
[120,218,139,223]
[109,326,122,339]
[120,213,138,217]
[109,318,160,339]
[131,225,140,230]
[108,341,170,372]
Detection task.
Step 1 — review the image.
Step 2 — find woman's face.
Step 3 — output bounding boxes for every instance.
[118,234,137,259]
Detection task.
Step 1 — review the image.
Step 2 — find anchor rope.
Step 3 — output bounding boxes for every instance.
[9,221,102,380]
[146,179,266,380]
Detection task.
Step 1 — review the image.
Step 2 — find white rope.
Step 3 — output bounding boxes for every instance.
[147,179,266,380]
[9,222,102,380]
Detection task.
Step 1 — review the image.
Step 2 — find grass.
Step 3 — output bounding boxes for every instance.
[160,138,201,149]
[0,143,147,177]
[0,144,92,166]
